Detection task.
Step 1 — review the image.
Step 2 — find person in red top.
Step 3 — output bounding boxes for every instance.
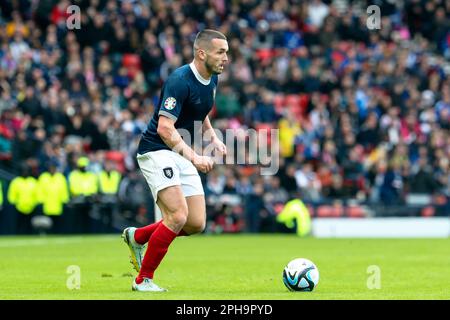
[50,0,70,26]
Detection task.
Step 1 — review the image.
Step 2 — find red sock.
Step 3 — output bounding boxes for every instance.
[134,220,162,244]
[135,221,189,244]
[136,223,177,282]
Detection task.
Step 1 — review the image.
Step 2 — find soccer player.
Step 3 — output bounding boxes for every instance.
[122,29,228,292]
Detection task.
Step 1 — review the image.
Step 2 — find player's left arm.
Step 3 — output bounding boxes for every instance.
[203,115,227,156]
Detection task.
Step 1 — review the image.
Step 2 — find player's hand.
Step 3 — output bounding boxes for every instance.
[192,154,215,173]
[211,136,227,156]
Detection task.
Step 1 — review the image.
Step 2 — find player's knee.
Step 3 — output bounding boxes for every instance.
[166,207,188,227]
[187,220,205,235]
[173,212,188,227]
[194,220,206,234]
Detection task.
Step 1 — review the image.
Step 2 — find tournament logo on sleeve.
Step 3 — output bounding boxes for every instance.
[164,97,177,110]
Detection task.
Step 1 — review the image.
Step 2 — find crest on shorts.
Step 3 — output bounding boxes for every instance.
[163,167,173,179]
[163,97,176,110]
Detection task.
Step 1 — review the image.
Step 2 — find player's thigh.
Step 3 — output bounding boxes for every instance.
[184,195,206,233]
[156,185,189,230]
[137,150,180,202]
[137,150,186,217]
[175,152,206,233]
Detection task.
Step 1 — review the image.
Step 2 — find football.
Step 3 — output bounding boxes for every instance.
[283,258,319,292]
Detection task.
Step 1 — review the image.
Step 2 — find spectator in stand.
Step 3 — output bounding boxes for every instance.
[263,176,289,211]
[244,182,265,233]
[409,157,440,194]
[295,162,322,202]
[278,163,299,197]
[380,161,404,205]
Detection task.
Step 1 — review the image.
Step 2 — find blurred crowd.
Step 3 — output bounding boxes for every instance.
[0,0,449,234]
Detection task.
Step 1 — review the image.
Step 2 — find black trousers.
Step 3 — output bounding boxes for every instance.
[48,215,64,234]
[16,211,34,235]
[99,203,115,233]
[71,202,92,234]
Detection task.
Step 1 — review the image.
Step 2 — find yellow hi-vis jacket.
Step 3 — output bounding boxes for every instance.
[7,176,38,214]
[279,118,301,158]
[276,199,312,237]
[68,170,98,196]
[37,172,69,215]
[98,170,121,194]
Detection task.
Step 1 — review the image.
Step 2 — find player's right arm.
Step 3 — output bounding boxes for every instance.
[157,116,214,173]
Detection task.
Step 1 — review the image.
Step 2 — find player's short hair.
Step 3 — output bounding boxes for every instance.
[193,29,227,52]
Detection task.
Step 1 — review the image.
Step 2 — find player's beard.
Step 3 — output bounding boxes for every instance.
[205,57,223,75]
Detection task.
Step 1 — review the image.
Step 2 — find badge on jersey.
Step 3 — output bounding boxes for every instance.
[163,97,177,110]
[163,167,173,179]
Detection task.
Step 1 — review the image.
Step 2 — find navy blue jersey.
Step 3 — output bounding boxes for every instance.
[138,64,218,154]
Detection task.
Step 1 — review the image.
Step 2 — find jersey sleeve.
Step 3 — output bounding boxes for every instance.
[158,76,189,122]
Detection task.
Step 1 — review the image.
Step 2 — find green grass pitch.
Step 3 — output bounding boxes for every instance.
[0,234,449,300]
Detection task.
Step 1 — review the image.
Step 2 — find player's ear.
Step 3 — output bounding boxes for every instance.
[198,48,207,61]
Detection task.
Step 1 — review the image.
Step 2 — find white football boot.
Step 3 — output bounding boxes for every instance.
[122,227,146,272]
[132,278,167,292]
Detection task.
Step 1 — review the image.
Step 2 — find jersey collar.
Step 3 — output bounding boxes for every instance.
[189,62,211,86]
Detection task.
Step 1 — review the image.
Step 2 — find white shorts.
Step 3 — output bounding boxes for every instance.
[137,149,204,203]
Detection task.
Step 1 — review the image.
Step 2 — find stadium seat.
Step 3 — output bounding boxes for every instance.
[285,94,301,108]
[421,206,435,217]
[238,165,258,177]
[347,206,365,218]
[105,151,126,173]
[284,95,302,121]
[273,94,285,113]
[332,205,344,217]
[317,205,343,217]
[317,206,332,217]
[299,94,310,114]
[433,195,447,206]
